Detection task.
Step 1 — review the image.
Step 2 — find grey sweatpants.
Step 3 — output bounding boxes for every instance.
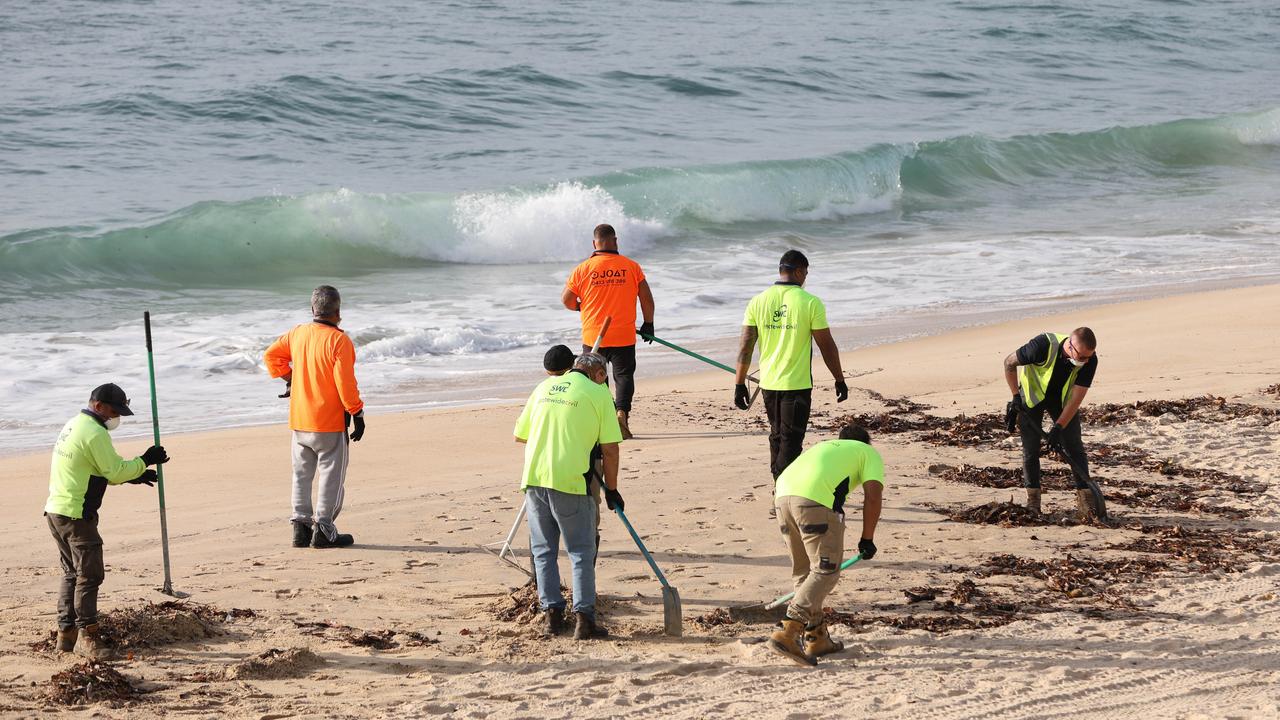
[291,431,348,542]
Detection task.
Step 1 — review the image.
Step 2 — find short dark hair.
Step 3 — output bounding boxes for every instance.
[312,285,341,318]
[839,424,871,444]
[779,249,809,270]
[543,344,576,373]
[593,224,616,241]
[1072,326,1097,351]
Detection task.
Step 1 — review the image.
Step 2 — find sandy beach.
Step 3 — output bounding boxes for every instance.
[2,282,1278,719]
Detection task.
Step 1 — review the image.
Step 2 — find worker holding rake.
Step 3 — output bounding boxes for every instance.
[767,424,883,667]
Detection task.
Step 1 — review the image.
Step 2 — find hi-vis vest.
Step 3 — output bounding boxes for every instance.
[1018,332,1080,407]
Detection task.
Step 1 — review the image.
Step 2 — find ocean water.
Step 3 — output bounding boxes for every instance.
[2,0,1279,452]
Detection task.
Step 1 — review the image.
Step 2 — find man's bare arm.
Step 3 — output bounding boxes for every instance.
[1003,352,1021,396]
[812,328,844,383]
[861,480,883,541]
[561,287,580,312]
[600,442,620,490]
[735,325,758,384]
[638,280,655,324]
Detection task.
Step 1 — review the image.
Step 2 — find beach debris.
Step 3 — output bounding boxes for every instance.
[975,554,1167,600]
[490,581,572,624]
[1088,395,1280,425]
[929,500,1100,527]
[71,601,246,651]
[225,647,325,680]
[46,661,137,705]
[291,619,434,650]
[824,609,1016,633]
[692,604,785,629]
[1109,523,1280,573]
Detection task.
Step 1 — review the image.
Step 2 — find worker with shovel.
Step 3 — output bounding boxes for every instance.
[264,285,365,549]
[514,352,624,640]
[561,223,656,440]
[767,424,882,667]
[44,383,170,658]
[1002,327,1105,520]
[735,250,848,481]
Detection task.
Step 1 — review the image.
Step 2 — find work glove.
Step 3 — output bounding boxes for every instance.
[639,321,655,343]
[278,380,291,399]
[733,383,751,410]
[128,469,158,487]
[1046,423,1065,456]
[858,537,877,561]
[349,412,366,442]
[834,380,849,403]
[1005,394,1021,433]
[141,445,169,466]
[604,487,625,512]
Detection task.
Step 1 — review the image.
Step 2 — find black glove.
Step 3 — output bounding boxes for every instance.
[604,487,625,512]
[349,412,366,442]
[858,537,877,561]
[141,445,169,466]
[1005,394,1021,433]
[129,469,157,487]
[734,383,750,410]
[639,321,655,343]
[1046,423,1065,455]
[834,380,849,403]
[278,380,291,398]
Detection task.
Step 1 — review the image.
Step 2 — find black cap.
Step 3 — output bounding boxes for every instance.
[90,383,134,416]
[543,345,576,373]
[779,249,809,270]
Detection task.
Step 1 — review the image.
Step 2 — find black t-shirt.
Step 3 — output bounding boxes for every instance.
[1016,334,1098,409]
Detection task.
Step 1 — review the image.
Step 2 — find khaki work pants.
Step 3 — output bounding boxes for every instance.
[775,495,844,626]
[46,513,105,630]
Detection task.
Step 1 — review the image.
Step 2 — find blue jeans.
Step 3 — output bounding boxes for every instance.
[525,486,598,617]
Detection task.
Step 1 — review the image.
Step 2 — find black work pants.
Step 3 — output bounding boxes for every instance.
[46,513,105,630]
[1018,402,1090,490]
[762,388,812,479]
[582,344,636,413]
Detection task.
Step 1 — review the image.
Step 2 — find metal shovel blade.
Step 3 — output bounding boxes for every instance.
[1084,478,1109,522]
[662,585,683,637]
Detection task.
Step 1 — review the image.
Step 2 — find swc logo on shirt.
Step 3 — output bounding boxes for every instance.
[766,304,797,331]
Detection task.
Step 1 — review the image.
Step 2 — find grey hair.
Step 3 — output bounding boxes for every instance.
[573,352,607,373]
[311,285,341,318]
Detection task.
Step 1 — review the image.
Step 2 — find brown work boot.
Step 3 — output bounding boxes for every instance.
[56,627,78,653]
[1075,489,1098,522]
[75,624,114,660]
[616,410,633,440]
[768,619,816,667]
[543,607,567,637]
[803,622,845,657]
[1026,488,1042,515]
[573,612,609,640]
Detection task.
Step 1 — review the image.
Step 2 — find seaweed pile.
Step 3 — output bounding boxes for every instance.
[46,661,137,705]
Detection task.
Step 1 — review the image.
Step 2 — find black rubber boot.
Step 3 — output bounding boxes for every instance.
[573,612,609,640]
[292,522,313,548]
[311,530,355,548]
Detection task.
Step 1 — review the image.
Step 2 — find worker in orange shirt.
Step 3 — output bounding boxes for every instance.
[264,285,365,549]
[561,224,655,439]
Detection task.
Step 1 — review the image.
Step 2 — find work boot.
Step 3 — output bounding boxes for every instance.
[1026,488,1042,515]
[75,624,114,660]
[573,612,609,640]
[292,521,313,548]
[768,619,816,667]
[803,622,845,657]
[543,607,567,637]
[311,530,355,549]
[616,410,633,440]
[1075,489,1098,522]
[56,627,78,653]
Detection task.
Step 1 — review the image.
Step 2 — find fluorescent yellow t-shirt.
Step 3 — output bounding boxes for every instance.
[743,283,829,391]
[514,371,623,495]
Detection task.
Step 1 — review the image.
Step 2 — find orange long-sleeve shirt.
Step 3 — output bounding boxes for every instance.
[264,321,364,433]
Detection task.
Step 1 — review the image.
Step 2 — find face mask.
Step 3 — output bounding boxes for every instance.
[1067,357,1087,368]
[104,416,121,431]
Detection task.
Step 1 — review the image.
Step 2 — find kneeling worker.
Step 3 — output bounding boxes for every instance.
[768,424,882,667]
[45,383,170,658]
[514,353,624,639]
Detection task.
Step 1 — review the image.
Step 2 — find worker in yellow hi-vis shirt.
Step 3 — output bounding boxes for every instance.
[734,250,848,481]
[767,424,883,667]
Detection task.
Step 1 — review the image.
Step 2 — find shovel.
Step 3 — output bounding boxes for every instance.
[614,507,682,637]
[640,332,762,409]
[1040,429,1108,522]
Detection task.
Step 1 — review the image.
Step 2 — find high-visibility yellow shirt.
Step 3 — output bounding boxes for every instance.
[775,439,884,513]
[45,411,147,519]
[514,371,623,495]
[743,283,829,391]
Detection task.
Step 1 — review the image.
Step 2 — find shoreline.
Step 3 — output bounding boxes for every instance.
[6,273,1275,460]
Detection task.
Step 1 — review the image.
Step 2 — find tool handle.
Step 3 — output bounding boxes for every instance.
[590,316,612,354]
[642,332,759,385]
[144,311,153,352]
[143,312,173,594]
[764,553,862,609]
[614,508,673,590]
